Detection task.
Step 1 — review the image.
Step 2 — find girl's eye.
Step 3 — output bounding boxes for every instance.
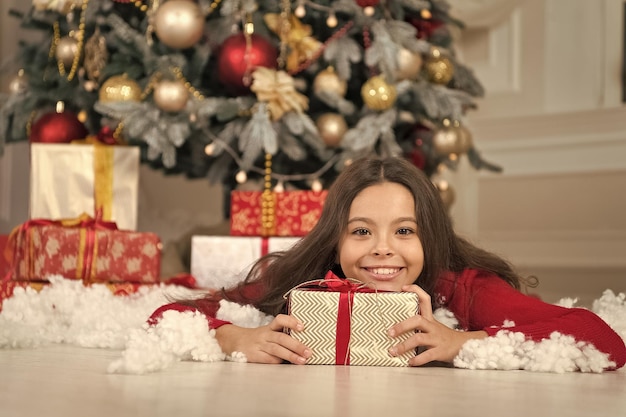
[352,227,370,236]
[397,227,414,235]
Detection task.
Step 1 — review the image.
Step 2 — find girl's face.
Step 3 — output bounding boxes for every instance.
[337,182,425,292]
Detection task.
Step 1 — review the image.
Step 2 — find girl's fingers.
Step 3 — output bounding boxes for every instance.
[267,330,312,362]
[269,314,304,332]
[402,284,433,319]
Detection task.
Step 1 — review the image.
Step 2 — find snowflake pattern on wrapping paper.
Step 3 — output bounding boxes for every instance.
[230,190,327,236]
[62,255,77,273]
[126,258,141,274]
[111,241,124,260]
[142,242,157,258]
[45,237,60,258]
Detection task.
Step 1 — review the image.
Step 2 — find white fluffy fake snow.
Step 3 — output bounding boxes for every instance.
[0,277,624,374]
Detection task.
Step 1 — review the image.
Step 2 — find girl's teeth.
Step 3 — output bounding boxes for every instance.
[371,268,398,275]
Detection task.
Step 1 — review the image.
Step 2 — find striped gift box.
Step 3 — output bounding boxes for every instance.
[287,279,419,366]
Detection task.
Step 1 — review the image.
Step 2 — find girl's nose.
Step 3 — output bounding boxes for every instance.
[372,237,393,256]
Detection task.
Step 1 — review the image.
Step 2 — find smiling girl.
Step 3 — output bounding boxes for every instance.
[150,156,626,369]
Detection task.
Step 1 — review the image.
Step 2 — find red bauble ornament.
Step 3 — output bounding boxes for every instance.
[406,17,444,39]
[97,126,118,145]
[29,111,89,144]
[217,33,278,94]
[356,0,380,7]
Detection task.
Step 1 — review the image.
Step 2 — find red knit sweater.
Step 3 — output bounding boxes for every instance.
[149,269,626,369]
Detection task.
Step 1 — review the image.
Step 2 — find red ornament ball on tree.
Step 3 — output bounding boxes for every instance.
[97,126,118,145]
[29,111,89,144]
[217,33,278,94]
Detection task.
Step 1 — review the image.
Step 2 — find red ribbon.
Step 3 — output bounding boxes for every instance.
[261,237,269,256]
[296,272,379,365]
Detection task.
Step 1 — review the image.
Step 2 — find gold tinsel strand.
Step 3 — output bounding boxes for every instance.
[52,0,90,81]
[261,153,276,236]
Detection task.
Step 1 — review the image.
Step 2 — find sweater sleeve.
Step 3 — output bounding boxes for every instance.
[147,301,232,329]
[438,269,626,369]
[147,282,266,330]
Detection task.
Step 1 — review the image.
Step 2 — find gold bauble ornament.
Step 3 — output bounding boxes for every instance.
[316,113,348,147]
[313,67,347,97]
[424,50,454,85]
[361,75,397,111]
[55,36,79,70]
[8,69,28,94]
[153,79,189,112]
[395,48,423,81]
[154,0,204,49]
[432,122,465,156]
[99,74,142,102]
[453,122,473,154]
[436,181,455,210]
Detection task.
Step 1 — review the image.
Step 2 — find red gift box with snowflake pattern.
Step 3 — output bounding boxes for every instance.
[4,215,161,284]
[230,190,327,237]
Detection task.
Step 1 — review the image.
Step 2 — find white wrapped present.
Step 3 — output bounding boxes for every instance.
[29,143,140,230]
[190,236,300,289]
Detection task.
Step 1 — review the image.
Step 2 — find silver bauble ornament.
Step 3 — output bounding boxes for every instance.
[154,0,204,49]
[153,79,189,112]
[395,48,422,81]
[316,113,348,147]
[313,67,347,97]
[55,36,79,69]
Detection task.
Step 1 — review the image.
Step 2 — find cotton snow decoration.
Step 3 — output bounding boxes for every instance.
[0,276,624,374]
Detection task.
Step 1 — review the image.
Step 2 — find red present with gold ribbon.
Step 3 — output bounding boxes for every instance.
[230,190,327,237]
[4,214,161,284]
[286,275,419,366]
[29,142,139,231]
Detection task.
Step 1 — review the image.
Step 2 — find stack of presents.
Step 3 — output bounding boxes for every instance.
[1,142,417,365]
[0,141,327,309]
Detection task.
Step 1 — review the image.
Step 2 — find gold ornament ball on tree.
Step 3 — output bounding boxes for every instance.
[313,67,347,97]
[153,79,189,112]
[361,75,397,111]
[55,36,79,69]
[99,74,142,102]
[432,121,466,156]
[424,49,454,85]
[316,113,348,147]
[453,122,473,154]
[154,0,204,49]
[395,48,422,81]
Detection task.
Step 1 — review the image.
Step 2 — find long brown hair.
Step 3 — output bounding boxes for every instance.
[227,156,525,316]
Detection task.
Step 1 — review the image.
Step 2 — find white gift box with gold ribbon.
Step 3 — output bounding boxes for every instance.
[29,143,140,230]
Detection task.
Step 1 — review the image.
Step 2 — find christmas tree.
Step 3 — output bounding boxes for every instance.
[0,0,500,209]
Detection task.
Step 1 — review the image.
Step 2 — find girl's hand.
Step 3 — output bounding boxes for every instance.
[387,284,487,366]
[215,314,312,365]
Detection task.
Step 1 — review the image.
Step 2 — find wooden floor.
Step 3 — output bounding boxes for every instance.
[1,345,625,417]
